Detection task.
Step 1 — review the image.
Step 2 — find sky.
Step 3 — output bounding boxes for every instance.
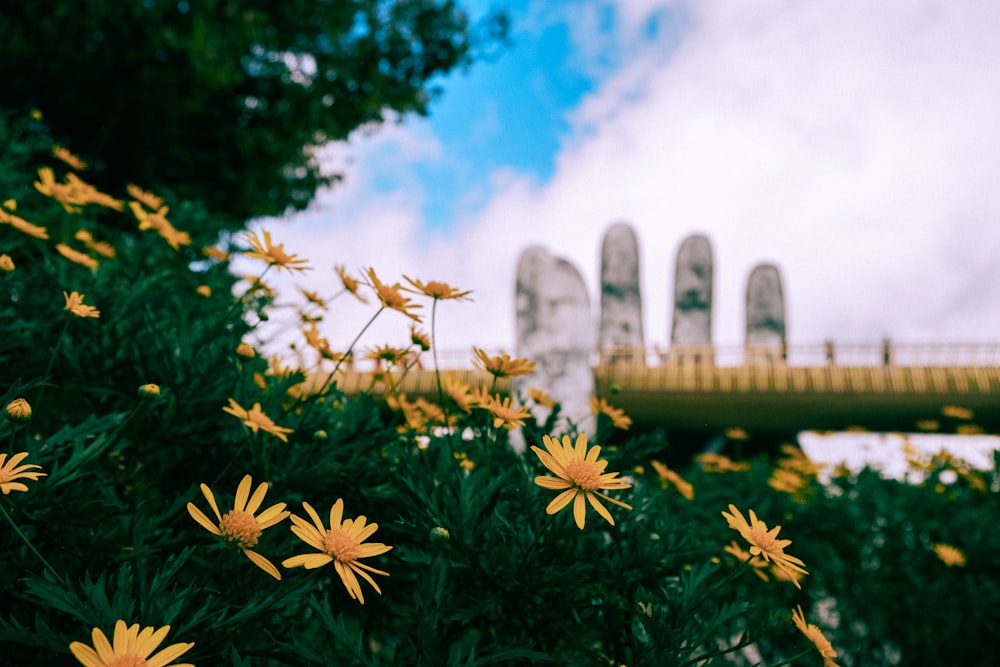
[248,0,1000,364]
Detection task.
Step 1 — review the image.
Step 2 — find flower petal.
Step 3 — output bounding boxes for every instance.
[244,549,282,580]
[234,475,253,512]
[187,503,221,536]
[572,492,587,529]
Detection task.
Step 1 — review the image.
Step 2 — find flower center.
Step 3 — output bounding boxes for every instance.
[748,527,782,555]
[564,460,602,491]
[108,654,147,667]
[323,526,362,562]
[219,510,262,549]
[377,286,406,308]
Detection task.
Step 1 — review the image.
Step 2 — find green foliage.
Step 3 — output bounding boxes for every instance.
[0,0,508,238]
[2,111,999,666]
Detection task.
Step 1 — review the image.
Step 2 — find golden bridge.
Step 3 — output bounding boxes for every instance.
[337,342,1000,438]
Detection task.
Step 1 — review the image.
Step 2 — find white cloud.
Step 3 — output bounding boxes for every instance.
[265,0,1000,363]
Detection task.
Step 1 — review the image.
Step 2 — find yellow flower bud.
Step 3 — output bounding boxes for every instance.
[429,526,450,543]
[236,342,256,360]
[196,285,212,297]
[4,398,32,423]
[0,254,14,271]
[138,383,161,397]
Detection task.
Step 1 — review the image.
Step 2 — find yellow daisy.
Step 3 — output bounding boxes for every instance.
[334,264,368,303]
[694,452,751,473]
[242,229,310,272]
[282,499,393,604]
[222,398,294,442]
[127,184,165,210]
[298,287,327,310]
[528,387,555,408]
[482,394,531,430]
[932,542,966,567]
[0,254,13,271]
[409,325,431,351]
[531,433,633,529]
[650,460,693,500]
[0,208,50,239]
[52,145,88,170]
[0,451,47,494]
[4,398,32,423]
[472,347,535,378]
[365,268,423,321]
[590,397,632,430]
[187,474,290,580]
[69,619,193,667]
[791,606,840,667]
[721,504,808,588]
[56,244,100,269]
[403,276,473,300]
[64,291,101,318]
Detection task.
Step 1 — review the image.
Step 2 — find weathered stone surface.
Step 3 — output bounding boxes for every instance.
[670,234,714,357]
[745,263,786,361]
[515,244,595,433]
[599,222,644,363]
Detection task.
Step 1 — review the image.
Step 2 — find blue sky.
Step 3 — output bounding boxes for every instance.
[260,0,1000,358]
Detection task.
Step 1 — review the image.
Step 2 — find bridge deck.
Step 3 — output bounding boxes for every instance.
[335,362,1000,436]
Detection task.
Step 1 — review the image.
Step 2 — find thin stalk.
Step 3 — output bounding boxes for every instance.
[0,503,62,584]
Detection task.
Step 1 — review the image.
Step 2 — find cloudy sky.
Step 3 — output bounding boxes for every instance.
[251,0,1000,362]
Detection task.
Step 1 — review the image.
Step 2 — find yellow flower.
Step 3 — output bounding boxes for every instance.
[694,452,751,473]
[69,619,194,667]
[768,468,811,498]
[941,405,973,420]
[4,398,32,424]
[590,396,632,430]
[650,460,694,500]
[187,474,290,580]
[137,384,161,397]
[222,398,294,442]
[128,201,191,250]
[56,244,100,269]
[73,229,116,258]
[0,254,13,271]
[403,275,473,300]
[52,145,88,170]
[482,394,531,430]
[442,373,473,412]
[791,606,840,667]
[242,229,310,272]
[127,184,164,210]
[364,345,410,365]
[932,542,966,567]
[282,499,393,604]
[721,504,808,588]
[236,342,256,360]
[0,451,47,494]
[528,387,555,408]
[724,427,749,441]
[365,268,422,321]
[64,291,101,318]
[531,433,633,529]
[410,326,431,351]
[202,245,230,261]
[299,287,327,310]
[0,207,50,239]
[472,347,535,378]
[334,264,368,303]
[723,540,770,581]
[195,285,211,298]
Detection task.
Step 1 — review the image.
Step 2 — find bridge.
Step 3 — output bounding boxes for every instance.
[335,341,1000,439]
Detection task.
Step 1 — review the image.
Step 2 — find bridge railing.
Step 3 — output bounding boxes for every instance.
[388,342,1000,372]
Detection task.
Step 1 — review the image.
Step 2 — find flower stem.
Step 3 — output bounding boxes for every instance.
[0,502,62,584]
[34,318,70,409]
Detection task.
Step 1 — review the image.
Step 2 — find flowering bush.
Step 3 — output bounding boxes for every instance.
[2,109,999,666]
